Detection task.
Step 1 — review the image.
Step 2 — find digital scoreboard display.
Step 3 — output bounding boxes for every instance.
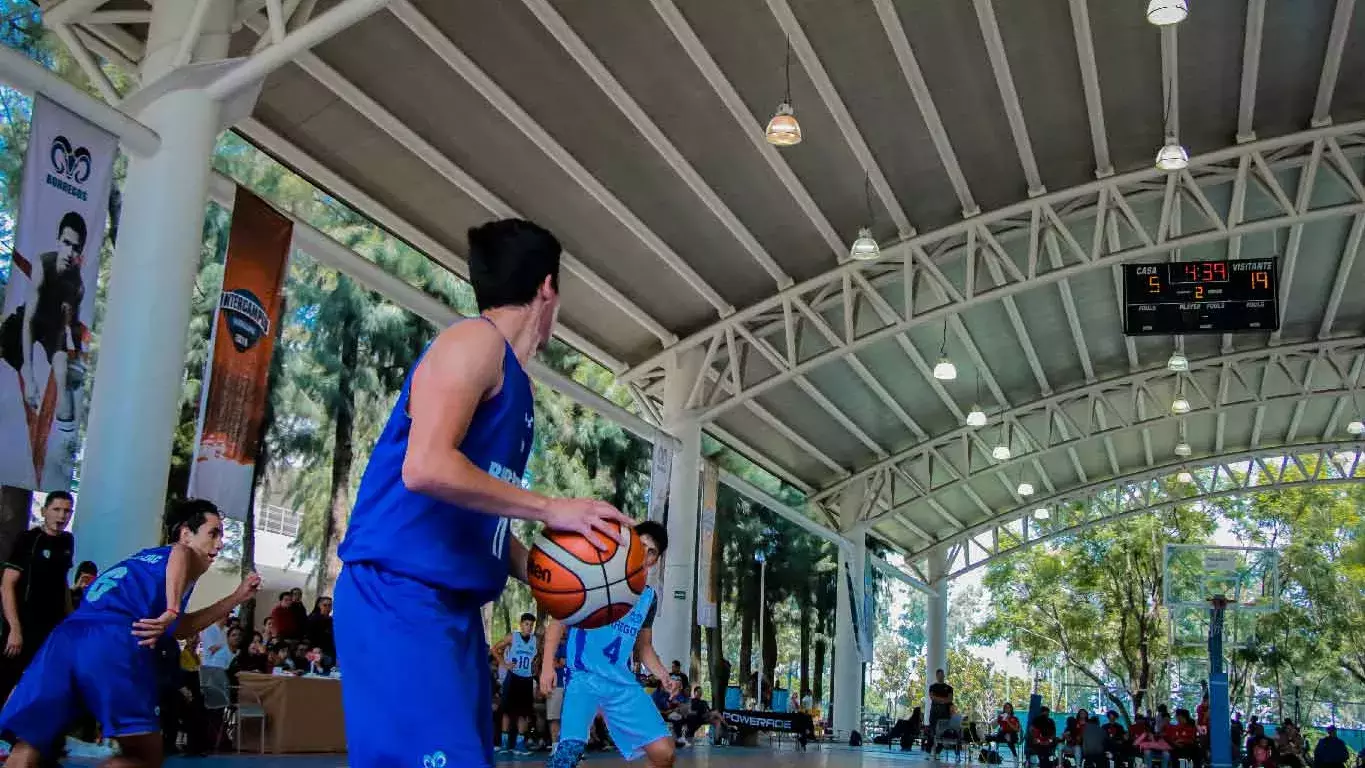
[1123,259,1279,335]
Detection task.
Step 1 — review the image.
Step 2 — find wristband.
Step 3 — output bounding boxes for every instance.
[166,607,180,617]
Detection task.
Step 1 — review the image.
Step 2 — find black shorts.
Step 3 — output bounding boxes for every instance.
[502,674,535,719]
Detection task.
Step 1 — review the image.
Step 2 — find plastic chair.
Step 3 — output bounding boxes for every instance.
[198,668,266,754]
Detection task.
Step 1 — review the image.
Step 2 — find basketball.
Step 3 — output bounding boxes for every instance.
[528,523,649,629]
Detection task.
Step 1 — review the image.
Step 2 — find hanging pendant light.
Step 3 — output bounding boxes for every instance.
[1147,0,1188,25]
[1033,507,1050,519]
[1156,140,1189,171]
[1017,481,1035,497]
[1171,395,1191,415]
[933,323,957,380]
[992,444,1012,461]
[849,176,880,261]
[1348,419,1364,435]
[1174,442,1192,457]
[1167,351,1189,372]
[966,406,988,428]
[765,42,802,146]
[1177,470,1194,484]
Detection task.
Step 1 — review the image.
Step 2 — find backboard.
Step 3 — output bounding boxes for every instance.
[1162,544,1280,611]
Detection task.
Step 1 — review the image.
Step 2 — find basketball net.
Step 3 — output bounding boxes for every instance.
[1208,595,1229,646]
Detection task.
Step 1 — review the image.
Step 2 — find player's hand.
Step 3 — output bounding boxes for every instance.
[540,668,555,696]
[544,498,634,551]
[4,629,21,657]
[235,572,263,602]
[131,610,177,647]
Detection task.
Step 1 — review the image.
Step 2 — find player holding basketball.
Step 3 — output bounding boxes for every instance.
[334,219,634,768]
[539,520,677,768]
[0,499,261,768]
[492,612,539,754]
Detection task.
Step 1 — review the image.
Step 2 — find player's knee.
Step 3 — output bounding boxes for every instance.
[548,739,585,768]
[643,735,676,767]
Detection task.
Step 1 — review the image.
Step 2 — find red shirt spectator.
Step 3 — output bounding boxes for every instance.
[268,591,301,640]
[1168,722,1197,748]
[998,713,1021,733]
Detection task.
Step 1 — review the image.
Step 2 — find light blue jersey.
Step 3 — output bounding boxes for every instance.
[508,632,536,678]
[556,588,668,762]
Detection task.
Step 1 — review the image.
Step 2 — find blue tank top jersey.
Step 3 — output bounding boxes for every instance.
[508,632,537,678]
[338,324,535,602]
[565,587,656,687]
[73,545,195,624]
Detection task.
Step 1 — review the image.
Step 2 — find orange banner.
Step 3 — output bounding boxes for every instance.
[188,187,292,519]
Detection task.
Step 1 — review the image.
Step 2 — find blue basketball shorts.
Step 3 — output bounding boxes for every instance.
[0,618,159,753]
[334,563,494,768]
[560,673,670,761]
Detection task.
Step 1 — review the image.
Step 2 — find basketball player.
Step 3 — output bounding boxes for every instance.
[334,219,634,768]
[540,521,676,768]
[492,612,539,754]
[0,499,262,768]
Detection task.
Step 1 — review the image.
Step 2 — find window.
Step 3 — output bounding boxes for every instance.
[256,504,301,538]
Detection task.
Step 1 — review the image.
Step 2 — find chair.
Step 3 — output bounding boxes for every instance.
[198,668,267,754]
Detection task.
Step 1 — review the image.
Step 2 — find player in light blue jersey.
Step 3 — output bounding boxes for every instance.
[491,612,539,754]
[334,219,633,768]
[0,499,262,768]
[540,521,676,768]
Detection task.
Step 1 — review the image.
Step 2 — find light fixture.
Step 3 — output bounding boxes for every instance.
[1175,442,1192,457]
[1171,396,1191,415]
[1147,0,1188,26]
[1177,470,1194,484]
[992,444,1012,461]
[1167,351,1189,372]
[1348,419,1364,435]
[1033,508,1050,519]
[966,406,988,428]
[1017,482,1035,497]
[849,177,880,261]
[1155,140,1189,171]
[765,42,802,146]
[933,323,956,380]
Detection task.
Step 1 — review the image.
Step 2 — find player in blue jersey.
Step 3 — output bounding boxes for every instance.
[491,612,539,754]
[334,219,634,768]
[0,499,262,768]
[540,521,676,768]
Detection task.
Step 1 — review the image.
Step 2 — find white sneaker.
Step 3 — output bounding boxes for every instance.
[679,738,689,747]
[65,737,117,759]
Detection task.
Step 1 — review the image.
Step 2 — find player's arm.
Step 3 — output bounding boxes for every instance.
[175,574,262,640]
[539,619,565,693]
[634,630,671,688]
[401,323,631,544]
[129,544,193,646]
[19,260,44,375]
[1,568,22,656]
[490,633,514,657]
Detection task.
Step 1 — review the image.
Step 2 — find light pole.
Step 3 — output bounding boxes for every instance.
[755,547,767,710]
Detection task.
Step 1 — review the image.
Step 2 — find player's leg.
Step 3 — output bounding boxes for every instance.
[0,621,80,764]
[598,681,673,766]
[548,687,564,743]
[335,565,495,767]
[547,678,597,767]
[103,732,163,767]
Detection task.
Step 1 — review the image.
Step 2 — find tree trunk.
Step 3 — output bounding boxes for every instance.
[761,607,777,702]
[799,585,812,695]
[739,587,755,689]
[0,486,32,563]
[317,320,358,595]
[690,622,702,691]
[814,637,827,703]
[240,456,264,631]
[705,497,724,698]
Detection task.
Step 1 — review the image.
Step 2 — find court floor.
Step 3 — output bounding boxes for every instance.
[71,744,946,766]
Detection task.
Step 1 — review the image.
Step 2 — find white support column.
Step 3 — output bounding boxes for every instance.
[833,481,867,737]
[924,547,949,706]
[74,0,234,569]
[654,348,703,669]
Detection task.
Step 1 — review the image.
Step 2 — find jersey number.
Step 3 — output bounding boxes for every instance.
[84,566,128,603]
[571,632,627,671]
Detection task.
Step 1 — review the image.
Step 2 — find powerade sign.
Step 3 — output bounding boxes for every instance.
[219,288,271,352]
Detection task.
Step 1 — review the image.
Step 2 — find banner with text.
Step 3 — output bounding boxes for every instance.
[696,460,719,627]
[188,187,292,519]
[645,441,672,594]
[0,96,115,491]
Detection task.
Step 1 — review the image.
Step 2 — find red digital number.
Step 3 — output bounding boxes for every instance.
[1185,264,1199,282]
[1213,262,1227,281]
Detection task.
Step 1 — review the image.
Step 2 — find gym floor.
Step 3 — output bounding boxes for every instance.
[67,744,948,766]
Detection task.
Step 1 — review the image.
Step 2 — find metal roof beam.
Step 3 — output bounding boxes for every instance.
[1270,140,1324,343]
[1065,0,1111,177]
[389,0,734,317]
[1312,0,1357,127]
[972,0,1043,196]
[766,0,914,237]
[648,0,845,257]
[519,0,793,288]
[1321,214,1365,339]
[1236,0,1266,142]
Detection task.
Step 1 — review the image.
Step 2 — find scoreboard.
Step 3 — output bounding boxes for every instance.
[1122,259,1279,335]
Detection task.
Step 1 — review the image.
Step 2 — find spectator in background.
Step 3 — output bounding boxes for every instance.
[1231,714,1245,763]
[262,615,276,644]
[1247,736,1278,768]
[1102,710,1129,768]
[1278,720,1306,768]
[238,632,270,674]
[992,702,1022,760]
[1167,709,1202,768]
[200,616,233,672]
[288,587,308,638]
[308,596,334,658]
[69,560,97,608]
[0,491,75,703]
[269,591,300,641]
[669,660,690,694]
[1314,726,1348,768]
[715,657,732,708]
[1028,706,1059,768]
[927,668,954,754]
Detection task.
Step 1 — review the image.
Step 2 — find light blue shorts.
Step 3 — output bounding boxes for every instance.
[560,673,670,761]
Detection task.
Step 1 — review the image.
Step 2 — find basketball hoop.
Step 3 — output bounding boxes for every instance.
[1209,595,1230,611]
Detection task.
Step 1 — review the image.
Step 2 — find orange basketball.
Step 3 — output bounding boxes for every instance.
[528,523,649,629]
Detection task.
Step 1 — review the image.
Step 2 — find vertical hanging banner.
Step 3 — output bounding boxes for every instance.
[695,460,719,628]
[188,188,292,520]
[645,441,672,594]
[843,559,873,663]
[0,96,116,491]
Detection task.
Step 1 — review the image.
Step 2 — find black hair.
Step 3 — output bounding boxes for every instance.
[165,498,220,542]
[519,612,536,623]
[43,490,73,508]
[57,211,87,251]
[467,219,561,312]
[279,591,292,602]
[76,560,97,576]
[634,520,668,554]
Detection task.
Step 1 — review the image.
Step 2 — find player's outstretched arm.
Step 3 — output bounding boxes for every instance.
[633,628,671,687]
[173,573,262,640]
[540,619,565,694]
[402,322,633,547]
